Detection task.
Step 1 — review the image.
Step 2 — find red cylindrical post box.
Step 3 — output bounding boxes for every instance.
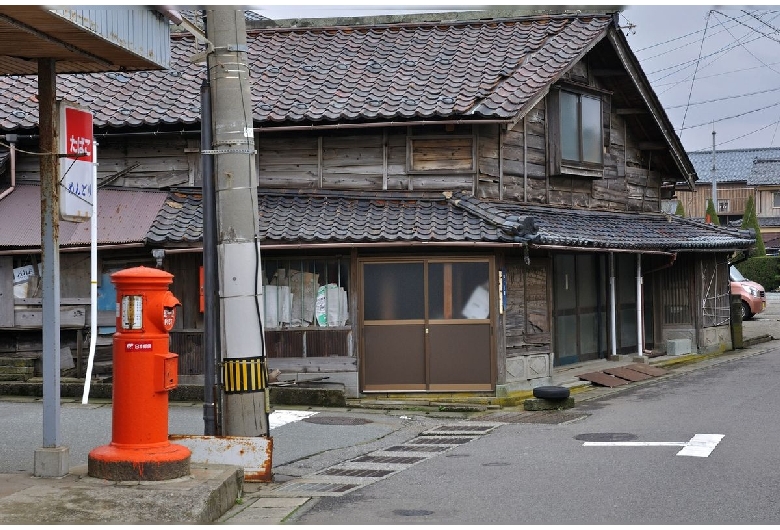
[88,266,191,481]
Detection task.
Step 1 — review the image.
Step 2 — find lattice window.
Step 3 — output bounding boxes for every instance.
[700,256,730,327]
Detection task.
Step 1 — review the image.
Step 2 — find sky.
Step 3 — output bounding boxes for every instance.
[249,2,780,154]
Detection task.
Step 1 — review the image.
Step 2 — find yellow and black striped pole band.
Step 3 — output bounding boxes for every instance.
[222,357,268,394]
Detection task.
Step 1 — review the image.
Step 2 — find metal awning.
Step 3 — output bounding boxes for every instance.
[0,6,170,75]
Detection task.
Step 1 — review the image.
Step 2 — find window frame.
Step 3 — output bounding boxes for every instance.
[548,84,609,178]
[773,191,780,208]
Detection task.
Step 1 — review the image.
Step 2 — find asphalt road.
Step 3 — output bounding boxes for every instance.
[289,346,780,524]
[742,291,780,341]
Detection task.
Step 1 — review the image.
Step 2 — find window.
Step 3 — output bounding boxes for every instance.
[262,257,349,329]
[549,86,607,177]
[560,90,603,165]
[773,192,780,208]
[718,199,729,213]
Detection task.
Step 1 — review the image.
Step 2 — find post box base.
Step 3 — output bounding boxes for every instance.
[87,443,191,481]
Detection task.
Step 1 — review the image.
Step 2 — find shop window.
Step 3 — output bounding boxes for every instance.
[262,257,349,329]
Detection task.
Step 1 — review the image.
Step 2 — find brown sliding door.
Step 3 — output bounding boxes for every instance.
[361,258,494,392]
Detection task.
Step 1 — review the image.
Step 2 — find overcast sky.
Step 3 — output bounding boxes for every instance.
[251,2,780,154]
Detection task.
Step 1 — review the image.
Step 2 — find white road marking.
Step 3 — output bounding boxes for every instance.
[269,410,319,429]
[583,433,724,458]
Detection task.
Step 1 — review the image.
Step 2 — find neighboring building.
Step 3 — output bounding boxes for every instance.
[676,148,780,251]
[0,11,755,397]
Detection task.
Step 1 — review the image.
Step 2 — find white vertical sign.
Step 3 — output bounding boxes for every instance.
[59,101,94,221]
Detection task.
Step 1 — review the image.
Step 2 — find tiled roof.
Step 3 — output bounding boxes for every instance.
[147,189,506,246]
[0,184,168,249]
[488,199,755,251]
[688,148,780,184]
[0,14,612,131]
[147,189,754,252]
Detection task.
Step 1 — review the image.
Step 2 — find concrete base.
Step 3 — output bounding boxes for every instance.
[607,354,632,362]
[34,446,70,478]
[523,397,575,411]
[88,443,191,481]
[631,355,650,364]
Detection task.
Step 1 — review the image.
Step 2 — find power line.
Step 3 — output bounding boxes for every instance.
[680,100,780,131]
[711,10,780,77]
[665,86,780,109]
[679,11,711,137]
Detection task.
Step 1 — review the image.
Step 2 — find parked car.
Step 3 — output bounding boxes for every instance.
[730,265,767,320]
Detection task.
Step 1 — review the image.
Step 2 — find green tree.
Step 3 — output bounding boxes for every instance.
[674,200,685,217]
[741,195,766,256]
[705,198,719,226]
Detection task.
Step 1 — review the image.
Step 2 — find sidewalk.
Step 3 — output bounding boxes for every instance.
[0,335,776,524]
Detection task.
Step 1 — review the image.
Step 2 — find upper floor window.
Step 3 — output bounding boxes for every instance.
[718,199,730,213]
[548,85,607,177]
[560,91,603,165]
[773,192,780,208]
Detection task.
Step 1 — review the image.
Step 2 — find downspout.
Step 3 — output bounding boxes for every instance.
[609,252,617,359]
[636,254,643,357]
[0,139,16,201]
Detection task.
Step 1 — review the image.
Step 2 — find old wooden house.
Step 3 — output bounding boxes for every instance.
[0,11,755,397]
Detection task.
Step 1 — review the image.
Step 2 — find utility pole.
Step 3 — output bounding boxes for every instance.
[711,127,718,224]
[205,7,269,438]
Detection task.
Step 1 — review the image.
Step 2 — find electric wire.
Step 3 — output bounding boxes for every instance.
[679,10,711,138]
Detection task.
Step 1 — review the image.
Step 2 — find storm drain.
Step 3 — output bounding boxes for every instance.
[422,424,498,435]
[319,468,394,478]
[408,436,475,445]
[481,411,589,425]
[262,421,501,498]
[383,445,451,453]
[353,455,426,464]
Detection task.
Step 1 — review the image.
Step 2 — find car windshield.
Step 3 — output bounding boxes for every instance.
[730,265,747,282]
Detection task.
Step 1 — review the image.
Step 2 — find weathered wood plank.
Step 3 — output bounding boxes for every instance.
[0,256,13,328]
[266,356,357,373]
[13,306,86,329]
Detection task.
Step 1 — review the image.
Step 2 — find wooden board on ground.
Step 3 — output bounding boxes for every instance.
[577,371,631,387]
[626,363,668,377]
[603,366,653,382]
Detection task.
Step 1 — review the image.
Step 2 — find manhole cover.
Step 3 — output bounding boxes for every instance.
[575,432,638,442]
[303,416,373,426]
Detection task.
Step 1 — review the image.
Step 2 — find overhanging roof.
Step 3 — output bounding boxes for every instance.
[0,7,170,75]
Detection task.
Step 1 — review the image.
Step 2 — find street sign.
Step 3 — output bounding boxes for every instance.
[583,433,724,457]
[59,101,94,222]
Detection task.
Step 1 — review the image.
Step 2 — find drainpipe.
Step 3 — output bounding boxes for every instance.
[0,137,16,201]
[609,252,617,359]
[636,254,643,357]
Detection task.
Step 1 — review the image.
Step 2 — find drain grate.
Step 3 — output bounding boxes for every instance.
[424,424,497,435]
[303,416,373,426]
[319,468,394,478]
[353,455,426,464]
[408,436,474,445]
[273,481,358,494]
[484,411,588,424]
[383,445,450,453]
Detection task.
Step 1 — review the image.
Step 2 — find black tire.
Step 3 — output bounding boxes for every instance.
[741,301,753,321]
[533,385,570,400]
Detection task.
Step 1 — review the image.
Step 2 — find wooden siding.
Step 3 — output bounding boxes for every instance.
[504,256,551,356]
[676,184,755,220]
